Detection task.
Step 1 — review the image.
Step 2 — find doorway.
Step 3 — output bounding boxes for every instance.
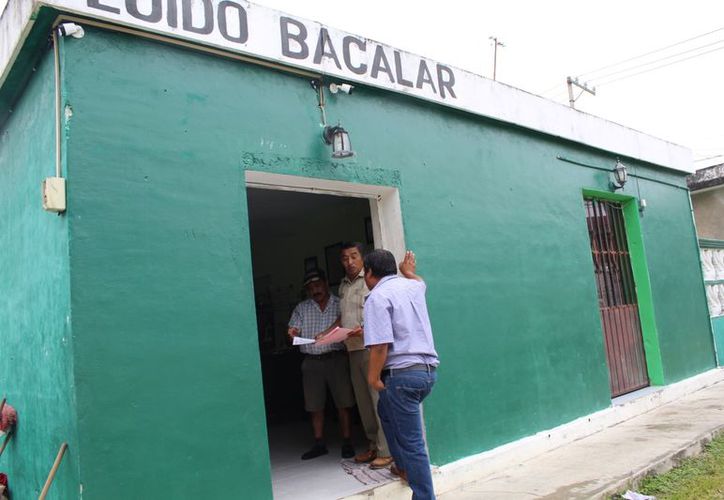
[584,196,649,397]
[244,172,405,499]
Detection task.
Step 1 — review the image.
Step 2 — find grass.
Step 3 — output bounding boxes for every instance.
[613,432,724,499]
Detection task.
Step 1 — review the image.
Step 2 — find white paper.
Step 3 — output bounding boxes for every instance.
[622,491,656,500]
[292,336,316,346]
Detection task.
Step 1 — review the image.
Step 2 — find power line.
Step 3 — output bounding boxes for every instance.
[544,42,724,96]
[596,44,724,87]
[537,26,724,100]
[588,38,724,83]
[543,40,724,98]
[578,26,724,79]
[694,154,724,163]
[539,81,566,96]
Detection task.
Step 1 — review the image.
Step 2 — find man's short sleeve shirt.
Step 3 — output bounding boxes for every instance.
[289,295,342,355]
[363,275,439,369]
[338,272,368,351]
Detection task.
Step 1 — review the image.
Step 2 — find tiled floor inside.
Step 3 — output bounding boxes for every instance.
[268,419,394,500]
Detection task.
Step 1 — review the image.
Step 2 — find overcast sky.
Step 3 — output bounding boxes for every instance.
[253,0,724,169]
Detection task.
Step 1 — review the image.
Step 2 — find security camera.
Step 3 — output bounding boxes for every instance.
[329,83,354,94]
[56,23,85,39]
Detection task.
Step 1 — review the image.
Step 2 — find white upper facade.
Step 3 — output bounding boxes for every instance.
[1,0,693,173]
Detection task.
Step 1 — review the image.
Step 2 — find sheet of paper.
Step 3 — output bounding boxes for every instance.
[292,336,316,346]
[316,327,354,345]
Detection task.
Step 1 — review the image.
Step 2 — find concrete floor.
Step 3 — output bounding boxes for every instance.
[438,380,724,499]
[269,419,394,500]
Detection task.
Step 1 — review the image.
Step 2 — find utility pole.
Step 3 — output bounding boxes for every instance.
[489,36,505,81]
[566,77,596,109]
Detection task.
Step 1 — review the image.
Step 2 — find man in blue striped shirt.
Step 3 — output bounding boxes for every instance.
[363,250,439,500]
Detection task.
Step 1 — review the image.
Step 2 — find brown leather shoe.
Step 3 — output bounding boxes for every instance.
[354,449,377,463]
[390,464,408,483]
[369,456,394,469]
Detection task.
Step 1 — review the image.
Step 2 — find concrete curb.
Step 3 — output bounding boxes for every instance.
[592,425,724,499]
[343,368,724,499]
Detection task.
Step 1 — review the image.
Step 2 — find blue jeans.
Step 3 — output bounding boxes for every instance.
[377,369,437,500]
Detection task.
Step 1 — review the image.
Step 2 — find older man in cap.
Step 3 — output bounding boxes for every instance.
[288,269,356,460]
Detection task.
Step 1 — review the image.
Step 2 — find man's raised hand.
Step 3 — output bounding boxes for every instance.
[399,250,422,281]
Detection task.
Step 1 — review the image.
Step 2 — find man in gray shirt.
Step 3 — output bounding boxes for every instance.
[339,242,392,469]
[364,249,439,499]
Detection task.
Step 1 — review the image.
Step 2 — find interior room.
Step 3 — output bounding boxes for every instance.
[245,187,394,499]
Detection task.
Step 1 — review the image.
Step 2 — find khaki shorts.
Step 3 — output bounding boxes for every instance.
[301,351,355,412]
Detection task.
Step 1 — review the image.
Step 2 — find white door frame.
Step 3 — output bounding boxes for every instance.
[244,171,407,260]
[245,170,427,483]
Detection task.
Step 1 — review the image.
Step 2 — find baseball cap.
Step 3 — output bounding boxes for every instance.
[303,269,327,287]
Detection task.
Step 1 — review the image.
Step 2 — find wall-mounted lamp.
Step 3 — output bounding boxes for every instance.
[312,79,355,159]
[323,125,354,159]
[610,159,628,191]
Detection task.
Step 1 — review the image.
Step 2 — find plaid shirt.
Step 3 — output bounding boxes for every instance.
[289,295,342,355]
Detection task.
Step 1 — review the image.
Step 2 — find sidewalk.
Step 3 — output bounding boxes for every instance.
[439,379,724,499]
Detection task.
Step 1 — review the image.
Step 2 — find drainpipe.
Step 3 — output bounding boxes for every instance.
[42,22,84,214]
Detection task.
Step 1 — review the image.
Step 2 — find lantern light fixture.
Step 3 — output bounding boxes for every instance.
[611,159,628,190]
[312,78,355,159]
[322,125,354,159]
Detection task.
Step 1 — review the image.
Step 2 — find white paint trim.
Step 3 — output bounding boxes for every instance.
[344,367,724,499]
[0,0,37,91]
[244,171,406,261]
[0,1,693,173]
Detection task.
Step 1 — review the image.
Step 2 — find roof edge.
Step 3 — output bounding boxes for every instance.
[1,1,694,174]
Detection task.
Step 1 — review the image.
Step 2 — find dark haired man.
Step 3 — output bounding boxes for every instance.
[363,249,439,500]
[288,269,356,460]
[339,242,392,469]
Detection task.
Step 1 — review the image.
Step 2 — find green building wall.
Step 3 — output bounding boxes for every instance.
[1,23,716,498]
[714,316,724,365]
[707,318,724,367]
[0,48,79,498]
[638,181,716,381]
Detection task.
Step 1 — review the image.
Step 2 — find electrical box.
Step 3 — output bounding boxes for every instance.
[42,177,66,213]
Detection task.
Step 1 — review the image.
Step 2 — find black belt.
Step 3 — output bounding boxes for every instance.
[381,364,437,377]
[305,350,344,360]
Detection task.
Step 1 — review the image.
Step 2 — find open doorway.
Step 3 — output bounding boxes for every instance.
[245,172,405,500]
